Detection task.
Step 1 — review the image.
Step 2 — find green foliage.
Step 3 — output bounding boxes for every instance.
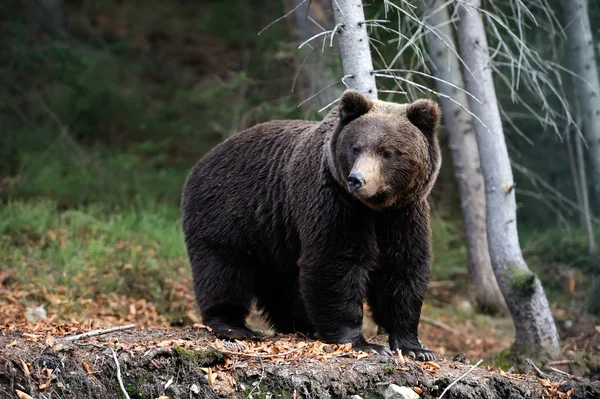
[430,214,469,281]
[0,199,186,307]
[521,226,599,308]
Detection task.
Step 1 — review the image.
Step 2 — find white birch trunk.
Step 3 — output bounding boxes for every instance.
[564,0,600,200]
[455,0,560,358]
[331,0,377,99]
[419,0,506,314]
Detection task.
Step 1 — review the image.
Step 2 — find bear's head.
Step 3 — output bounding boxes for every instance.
[327,90,441,209]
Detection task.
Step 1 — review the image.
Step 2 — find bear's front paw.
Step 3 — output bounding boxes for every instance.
[389,336,436,361]
[210,326,264,341]
[353,342,394,356]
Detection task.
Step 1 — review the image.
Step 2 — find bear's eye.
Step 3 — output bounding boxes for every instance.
[351,146,361,156]
[382,149,395,159]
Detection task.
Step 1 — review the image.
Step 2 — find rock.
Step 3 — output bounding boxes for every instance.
[383,384,420,399]
[351,396,363,399]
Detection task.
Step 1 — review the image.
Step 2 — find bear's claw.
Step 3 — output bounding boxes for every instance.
[353,342,394,356]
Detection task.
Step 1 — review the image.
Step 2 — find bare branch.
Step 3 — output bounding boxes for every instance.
[64,324,136,342]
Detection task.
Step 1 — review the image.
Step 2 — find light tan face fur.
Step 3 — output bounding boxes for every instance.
[349,154,385,200]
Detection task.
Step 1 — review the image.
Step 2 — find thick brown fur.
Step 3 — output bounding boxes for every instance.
[181,90,441,359]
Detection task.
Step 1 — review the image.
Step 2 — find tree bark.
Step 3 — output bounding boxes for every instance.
[330,0,377,100]
[574,129,596,254]
[285,0,343,111]
[33,0,66,34]
[563,0,600,201]
[571,78,597,254]
[454,0,560,358]
[418,0,507,314]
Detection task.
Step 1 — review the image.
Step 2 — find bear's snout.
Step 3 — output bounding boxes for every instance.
[347,172,366,192]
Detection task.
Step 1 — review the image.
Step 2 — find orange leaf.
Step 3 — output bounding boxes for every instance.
[19,359,30,377]
[539,379,552,387]
[82,361,93,374]
[15,390,33,399]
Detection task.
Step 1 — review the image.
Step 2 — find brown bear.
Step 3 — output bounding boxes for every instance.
[181,90,441,359]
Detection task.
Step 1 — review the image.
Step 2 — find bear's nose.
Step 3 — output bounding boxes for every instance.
[347,172,365,192]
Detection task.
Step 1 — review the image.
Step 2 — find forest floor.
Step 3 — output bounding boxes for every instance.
[1,267,600,398]
[1,324,599,399]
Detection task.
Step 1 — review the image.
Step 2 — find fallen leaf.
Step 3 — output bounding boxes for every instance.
[19,359,30,377]
[82,361,93,374]
[199,367,216,385]
[45,335,55,348]
[15,390,33,399]
[425,361,441,369]
[23,333,40,342]
[8,340,18,348]
[539,378,552,387]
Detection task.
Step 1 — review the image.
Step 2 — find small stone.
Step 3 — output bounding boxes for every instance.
[189,384,200,395]
[351,395,363,399]
[384,384,420,399]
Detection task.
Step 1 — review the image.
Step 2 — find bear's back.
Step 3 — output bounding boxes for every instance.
[181,119,318,264]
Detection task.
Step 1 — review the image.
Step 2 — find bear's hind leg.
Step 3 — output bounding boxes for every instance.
[256,274,313,336]
[190,247,261,340]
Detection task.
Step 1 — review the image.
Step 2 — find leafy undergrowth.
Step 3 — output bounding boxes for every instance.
[0,200,195,330]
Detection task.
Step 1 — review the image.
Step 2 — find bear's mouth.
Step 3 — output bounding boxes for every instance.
[354,189,392,209]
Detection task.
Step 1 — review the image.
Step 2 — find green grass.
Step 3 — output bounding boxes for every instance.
[0,199,188,309]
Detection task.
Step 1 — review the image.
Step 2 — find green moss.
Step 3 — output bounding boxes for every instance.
[173,345,224,367]
[503,264,537,297]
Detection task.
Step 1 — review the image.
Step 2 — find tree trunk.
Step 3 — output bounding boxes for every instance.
[330,0,377,100]
[574,129,597,254]
[564,0,600,201]
[571,79,597,254]
[454,0,560,358]
[565,129,585,228]
[33,0,66,34]
[285,0,343,111]
[418,0,507,314]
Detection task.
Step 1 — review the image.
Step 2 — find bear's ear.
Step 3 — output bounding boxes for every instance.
[406,99,441,136]
[339,90,373,125]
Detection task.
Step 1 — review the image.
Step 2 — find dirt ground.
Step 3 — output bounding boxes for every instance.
[1,325,599,399]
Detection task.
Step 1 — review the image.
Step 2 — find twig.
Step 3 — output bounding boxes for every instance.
[247,355,265,398]
[141,347,174,364]
[420,316,460,335]
[546,359,573,366]
[526,358,548,379]
[211,343,308,359]
[64,324,136,342]
[298,30,332,49]
[546,366,572,377]
[258,0,307,35]
[439,359,483,399]
[110,347,131,399]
